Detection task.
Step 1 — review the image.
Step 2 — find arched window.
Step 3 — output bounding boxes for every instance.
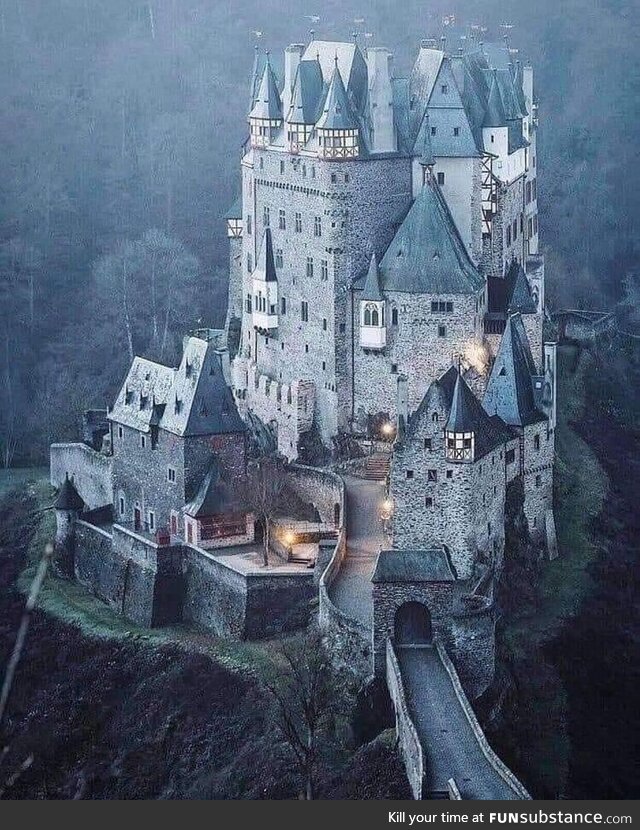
[432,412,439,423]
[371,307,379,327]
[364,306,371,326]
[392,308,398,325]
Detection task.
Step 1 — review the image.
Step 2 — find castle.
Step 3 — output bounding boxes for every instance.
[50,34,554,799]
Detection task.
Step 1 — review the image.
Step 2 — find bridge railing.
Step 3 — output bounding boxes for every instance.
[386,639,424,800]
[435,642,531,800]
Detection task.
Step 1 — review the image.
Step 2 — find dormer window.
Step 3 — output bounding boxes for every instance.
[125,387,133,405]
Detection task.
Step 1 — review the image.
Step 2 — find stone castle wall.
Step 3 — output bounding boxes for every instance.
[353,292,482,426]
[522,422,554,542]
[50,443,113,510]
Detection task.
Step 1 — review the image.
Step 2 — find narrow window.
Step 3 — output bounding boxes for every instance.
[140,434,146,449]
[280,160,285,174]
[437,171,445,186]
[322,318,327,331]
[118,425,124,439]
[281,296,287,314]
[321,259,328,281]
[441,84,448,94]
[278,209,286,230]
[263,206,270,227]
[247,253,253,273]
[427,469,437,482]
[424,438,432,450]
[119,496,125,516]
[536,474,542,487]
[425,496,433,508]
[168,467,176,483]
[314,216,322,237]
[391,364,398,374]
[392,308,398,325]
[438,324,446,338]
[431,126,437,136]
[295,212,302,232]
[534,434,541,451]
[446,469,453,479]
[148,510,155,532]
[301,301,309,322]
[246,215,252,235]
[275,249,283,268]
[306,257,314,278]
[246,293,252,313]
[453,127,459,136]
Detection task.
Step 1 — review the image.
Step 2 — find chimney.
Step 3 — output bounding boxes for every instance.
[396,374,408,440]
[284,44,305,118]
[522,63,534,116]
[366,47,396,153]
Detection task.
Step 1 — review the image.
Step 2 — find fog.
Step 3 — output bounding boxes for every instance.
[0,0,638,466]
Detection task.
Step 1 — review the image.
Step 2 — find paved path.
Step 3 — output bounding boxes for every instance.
[329,475,386,627]
[396,646,521,800]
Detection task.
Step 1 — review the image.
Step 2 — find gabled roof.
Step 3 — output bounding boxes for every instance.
[376,179,484,295]
[249,57,282,121]
[110,337,246,437]
[184,458,245,518]
[253,228,277,283]
[361,252,383,300]
[315,60,359,130]
[483,314,546,427]
[372,548,457,583]
[483,70,507,128]
[55,474,84,511]
[287,59,324,124]
[423,58,480,158]
[408,44,444,139]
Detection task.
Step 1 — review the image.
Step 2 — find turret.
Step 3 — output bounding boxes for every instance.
[315,58,359,160]
[445,371,476,462]
[359,253,386,349]
[54,473,84,578]
[286,57,323,153]
[252,228,279,331]
[248,54,283,148]
[482,70,508,160]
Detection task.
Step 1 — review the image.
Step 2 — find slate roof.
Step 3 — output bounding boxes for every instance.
[361,253,383,301]
[303,40,368,115]
[375,179,484,295]
[372,548,457,583]
[487,261,536,316]
[249,57,282,121]
[222,195,242,220]
[55,474,84,511]
[445,369,514,458]
[110,337,246,437]
[184,458,245,518]
[483,314,546,427]
[315,61,359,130]
[253,228,277,282]
[287,59,324,124]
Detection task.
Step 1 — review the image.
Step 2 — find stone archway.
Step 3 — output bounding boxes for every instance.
[394,601,433,645]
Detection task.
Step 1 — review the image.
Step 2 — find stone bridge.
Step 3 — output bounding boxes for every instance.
[324,474,530,800]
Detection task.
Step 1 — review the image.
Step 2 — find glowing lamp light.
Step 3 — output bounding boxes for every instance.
[380,499,394,521]
[284,531,296,547]
[381,421,395,439]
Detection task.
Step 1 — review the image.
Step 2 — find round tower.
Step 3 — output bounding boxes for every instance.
[54,473,84,579]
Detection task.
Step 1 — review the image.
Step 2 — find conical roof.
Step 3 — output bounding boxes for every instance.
[287,59,324,125]
[483,314,545,427]
[446,370,483,433]
[361,253,383,301]
[249,57,282,121]
[253,228,277,282]
[315,60,358,130]
[55,474,84,511]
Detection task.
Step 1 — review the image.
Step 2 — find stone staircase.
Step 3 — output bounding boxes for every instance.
[360,452,391,481]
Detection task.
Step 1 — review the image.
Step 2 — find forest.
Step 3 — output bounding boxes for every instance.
[0,0,638,466]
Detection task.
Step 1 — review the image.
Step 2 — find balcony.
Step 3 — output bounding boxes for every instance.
[360,326,387,350]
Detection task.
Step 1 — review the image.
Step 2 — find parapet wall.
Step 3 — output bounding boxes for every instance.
[51,443,113,510]
[288,464,344,528]
[386,639,424,800]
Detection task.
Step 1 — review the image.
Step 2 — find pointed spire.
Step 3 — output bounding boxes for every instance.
[249,56,282,121]
[315,61,358,130]
[254,228,277,282]
[482,69,506,128]
[446,369,478,434]
[361,252,383,301]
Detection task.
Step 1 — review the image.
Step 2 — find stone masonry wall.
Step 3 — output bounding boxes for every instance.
[50,443,113,510]
[287,464,344,527]
[390,396,506,579]
[353,292,483,425]
[522,421,554,544]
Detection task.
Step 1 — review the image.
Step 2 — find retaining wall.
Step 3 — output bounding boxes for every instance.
[386,639,424,800]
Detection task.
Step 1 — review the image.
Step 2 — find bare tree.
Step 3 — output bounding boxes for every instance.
[246,454,288,567]
[266,631,336,800]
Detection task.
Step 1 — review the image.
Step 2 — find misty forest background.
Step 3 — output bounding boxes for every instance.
[0,0,638,467]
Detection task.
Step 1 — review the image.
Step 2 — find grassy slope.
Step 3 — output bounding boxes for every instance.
[492,345,608,798]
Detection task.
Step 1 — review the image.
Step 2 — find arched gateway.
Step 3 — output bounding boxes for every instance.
[394,601,433,645]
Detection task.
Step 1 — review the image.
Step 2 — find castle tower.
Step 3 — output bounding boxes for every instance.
[54,473,84,578]
[315,59,360,160]
[248,55,283,148]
